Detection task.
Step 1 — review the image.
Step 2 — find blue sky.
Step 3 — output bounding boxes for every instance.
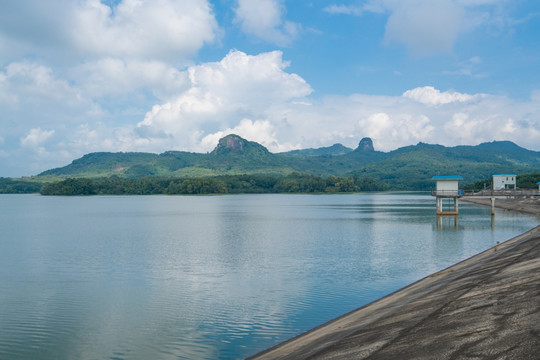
[0,0,539,176]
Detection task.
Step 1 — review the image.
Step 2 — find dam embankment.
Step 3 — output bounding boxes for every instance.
[249,204,540,359]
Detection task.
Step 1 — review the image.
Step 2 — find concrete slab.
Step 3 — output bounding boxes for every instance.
[248,226,540,360]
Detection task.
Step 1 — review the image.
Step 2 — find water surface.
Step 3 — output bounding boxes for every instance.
[0,193,537,359]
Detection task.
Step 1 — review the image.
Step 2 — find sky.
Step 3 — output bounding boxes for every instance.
[0,0,539,177]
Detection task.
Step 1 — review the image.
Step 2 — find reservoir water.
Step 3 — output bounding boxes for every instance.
[0,193,537,359]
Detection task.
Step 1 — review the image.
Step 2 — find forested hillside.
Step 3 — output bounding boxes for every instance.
[2,134,540,194]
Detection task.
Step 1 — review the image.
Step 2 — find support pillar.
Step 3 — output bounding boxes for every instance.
[435,196,459,215]
[491,197,495,215]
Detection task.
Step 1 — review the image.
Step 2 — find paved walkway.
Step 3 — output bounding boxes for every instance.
[249,226,540,360]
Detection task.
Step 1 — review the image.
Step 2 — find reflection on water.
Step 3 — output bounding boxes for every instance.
[0,193,537,360]
[436,215,459,229]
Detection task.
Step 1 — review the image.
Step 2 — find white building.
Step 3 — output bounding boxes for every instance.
[431,176,463,215]
[492,174,516,190]
[432,175,463,196]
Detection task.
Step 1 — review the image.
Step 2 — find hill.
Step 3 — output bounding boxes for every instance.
[359,141,540,189]
[31,135,540,191]
[282,143,353,157]
[38,134,386,179]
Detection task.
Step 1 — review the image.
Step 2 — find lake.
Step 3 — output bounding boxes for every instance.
[0,193,537,359]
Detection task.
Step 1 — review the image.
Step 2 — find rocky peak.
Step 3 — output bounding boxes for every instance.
[214,134,246,154]
[211,134,270,156]
[357,137,375,151]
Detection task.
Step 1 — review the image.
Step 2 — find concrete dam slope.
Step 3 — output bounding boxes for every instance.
[249,225,540,360]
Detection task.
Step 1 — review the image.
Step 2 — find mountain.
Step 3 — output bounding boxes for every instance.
[36,135,540,190]
[355,137,375,152]
[211,134,270,156]
[283,143,353,157]
[358,141,540,189]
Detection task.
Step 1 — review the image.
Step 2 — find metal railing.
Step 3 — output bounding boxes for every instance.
[461,189,540,197]
[431,190,463,197]
[431,189,540,197]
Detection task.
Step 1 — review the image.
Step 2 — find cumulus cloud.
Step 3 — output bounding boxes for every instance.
[0,0,220,149]
[234,0,301,45]
[20,128,55,148]
[0,61,100,131]
[71,0,218,60]
[72,58,190,100]
[129,57,539,156]
[136,50,312,151]
[358,113,434,145]
[0,0,218,63]
[402,86,481,105]
[1,48,539,176]
[0,62,81,104]
[0,0,218,115]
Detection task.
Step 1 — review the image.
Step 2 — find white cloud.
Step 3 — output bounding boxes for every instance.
[0,62,82,104]
[136,50,312,151]
[0,0,218,64]
[201,119,282,151]
[402,86,481,105]
[323,5,365,16]
[20,128,55,148]
[0,61,101,135]
[1,49,539,176]
[71,0,218,61]
[323,2,386,16]
[358,113,434,145]
[234,0,301,45]
[128,52,538,155]
[0,1,218,149]
[72,58,190,100]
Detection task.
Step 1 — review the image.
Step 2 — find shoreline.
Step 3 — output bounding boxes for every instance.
[461,196,540,217]
[248,201,540,359]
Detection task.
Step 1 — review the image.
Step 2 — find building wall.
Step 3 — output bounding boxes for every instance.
[436,180,459,192]
[493,175,516,190]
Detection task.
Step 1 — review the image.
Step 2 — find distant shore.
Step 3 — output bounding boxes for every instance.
[462,196,540,217]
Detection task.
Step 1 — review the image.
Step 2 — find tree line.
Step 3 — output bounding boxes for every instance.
[0,178,43,194]
[39,173,389,196]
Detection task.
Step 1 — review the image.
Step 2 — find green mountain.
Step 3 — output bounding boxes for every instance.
[358,141,540,189]
[282,143,353,157]
[35,135,540,190]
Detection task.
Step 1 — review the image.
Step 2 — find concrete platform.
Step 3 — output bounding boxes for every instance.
[248,225,540,359]
[462,197,540,217]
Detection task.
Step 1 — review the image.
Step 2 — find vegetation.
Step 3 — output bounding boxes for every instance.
[39,173,388,196]
[0,178,43,194]
[35,136,540,190]
[3,135,539,195]
[517,173,540,189]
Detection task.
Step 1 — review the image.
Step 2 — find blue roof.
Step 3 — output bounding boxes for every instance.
[492,174,516,176]
[537,181,540,185]
[431,175,463,180]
